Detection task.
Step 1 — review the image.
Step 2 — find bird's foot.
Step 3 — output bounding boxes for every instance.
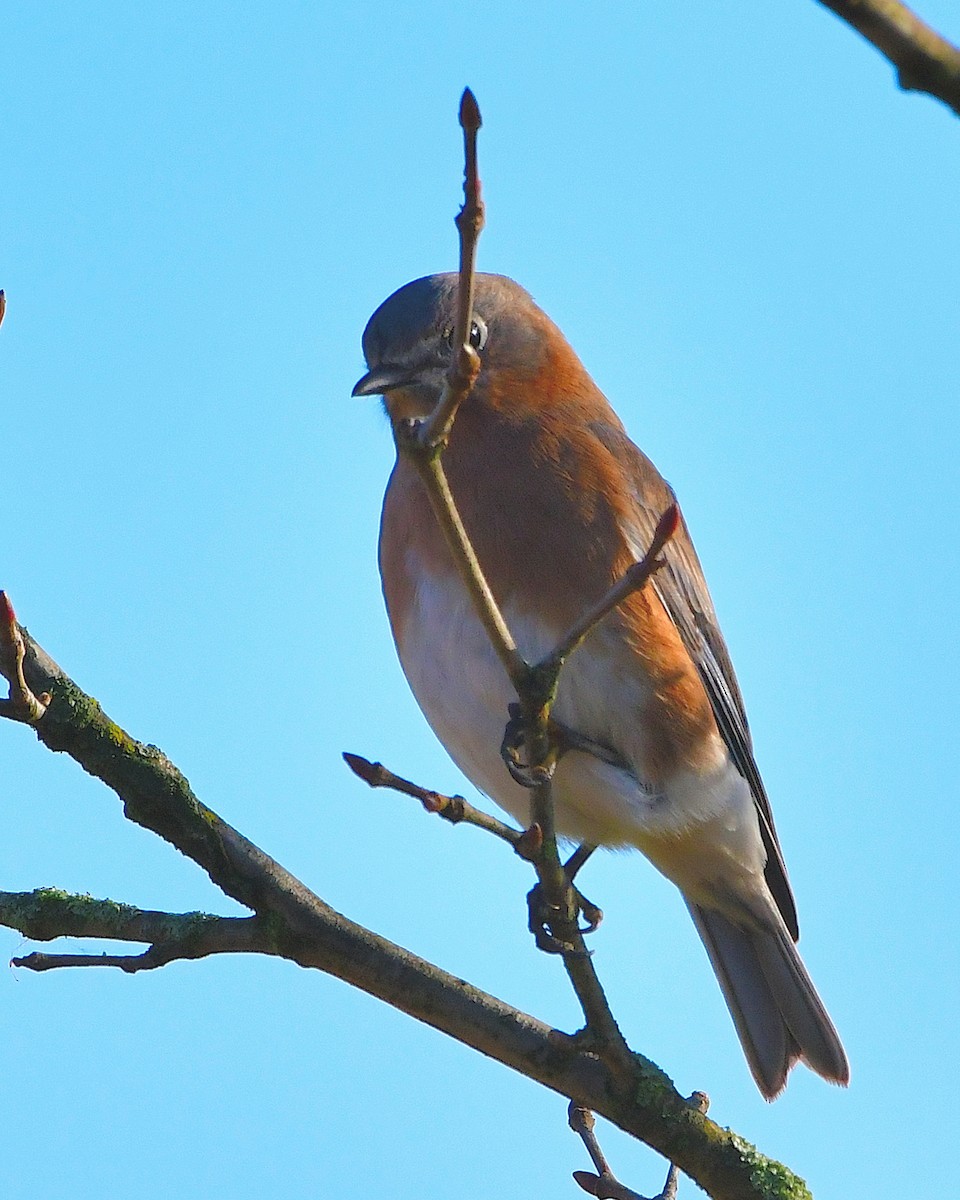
[500,704,555,788]
[527,877,603,955]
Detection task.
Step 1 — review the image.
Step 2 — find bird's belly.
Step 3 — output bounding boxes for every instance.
[391,560,761,883]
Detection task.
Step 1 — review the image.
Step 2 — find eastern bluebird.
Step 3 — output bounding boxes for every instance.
[353,272,849,1099]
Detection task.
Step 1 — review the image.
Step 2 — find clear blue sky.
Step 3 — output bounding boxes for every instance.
[2,4,958,1197]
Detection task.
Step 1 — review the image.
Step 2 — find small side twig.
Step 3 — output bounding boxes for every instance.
[0,591,50,723]
[14,948,196,973]
[570,1094,710,1200]
[545,505,679,673]
[2,888,268,973]
[342,751,529,852]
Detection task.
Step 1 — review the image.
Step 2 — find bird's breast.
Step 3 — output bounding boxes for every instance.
[380,460,734,852]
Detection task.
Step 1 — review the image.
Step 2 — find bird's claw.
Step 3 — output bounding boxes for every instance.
[500,704,555,788]
[527,880,604,955]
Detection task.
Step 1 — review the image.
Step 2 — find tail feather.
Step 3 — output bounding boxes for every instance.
[688,902,849,1099]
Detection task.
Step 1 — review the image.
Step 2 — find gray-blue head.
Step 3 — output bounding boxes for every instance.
[352,273,549,413]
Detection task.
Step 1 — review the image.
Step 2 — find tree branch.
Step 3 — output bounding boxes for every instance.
[1,888,265,971]
[570,1093,709,1200]
[0,625,808,1199]
[815,0,960,114]
[342,751,528,850]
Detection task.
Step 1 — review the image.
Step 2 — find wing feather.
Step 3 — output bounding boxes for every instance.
[590,420,799,939]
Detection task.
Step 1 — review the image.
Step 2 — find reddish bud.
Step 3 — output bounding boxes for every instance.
[459,88,482,131]
[515,822,544,860]
[342,752,379,786]
[0,590,16,634]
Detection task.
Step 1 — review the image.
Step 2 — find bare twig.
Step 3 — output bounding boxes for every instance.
[0,290,6,330]
[570,1094,710,1200]
[525,769,636,1083]
[399,432,529,690]
[815,0,960,115]
[16,945,232,973]
[510,502,679,1023]
[388,92,668,1087]
[393,93,527,693]
[546,505,680,672]
[419,87,486,447]
[571,1102,648,1200]
[1,888,239,945]
[342,751,525,849]
[0,592,50,723]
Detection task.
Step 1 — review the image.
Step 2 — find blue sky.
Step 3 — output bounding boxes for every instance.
[2,4,959,1197]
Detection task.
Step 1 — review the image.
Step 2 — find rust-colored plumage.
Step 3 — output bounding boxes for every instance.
[355,272,849,1099]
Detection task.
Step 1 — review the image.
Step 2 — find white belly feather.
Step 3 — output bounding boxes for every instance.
[393,551,766,904]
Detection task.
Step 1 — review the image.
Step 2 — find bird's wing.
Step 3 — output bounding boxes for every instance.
[590,420,799,939]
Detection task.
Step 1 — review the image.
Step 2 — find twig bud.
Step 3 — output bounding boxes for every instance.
[459,87,482,132]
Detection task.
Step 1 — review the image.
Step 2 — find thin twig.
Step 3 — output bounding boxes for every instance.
[14,948,198,973]
[1,890,269,972]
[392,91,527,692]
[388,90,649,1085]
[0,888,237,944]
[570,1095,710,1200]
[546,505,679,672]
[342,751,526,849]
[815,0,960,115]
[401,438,529,691]
[527,773,636,1083]
[504,501,678,1042]
[420,87,486,447]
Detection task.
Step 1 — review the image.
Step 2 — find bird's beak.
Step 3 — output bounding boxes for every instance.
[351,365,418,397]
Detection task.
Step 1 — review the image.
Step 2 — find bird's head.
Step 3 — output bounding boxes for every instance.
[352,272,549,421]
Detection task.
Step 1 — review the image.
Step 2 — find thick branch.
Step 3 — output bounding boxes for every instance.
[0,631,807,1199]
[816,0,960,114]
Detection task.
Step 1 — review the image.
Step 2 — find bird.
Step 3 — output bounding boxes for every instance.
[352,271,849,1099]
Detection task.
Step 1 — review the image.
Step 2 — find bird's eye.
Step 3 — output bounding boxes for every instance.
[441,319,488,351]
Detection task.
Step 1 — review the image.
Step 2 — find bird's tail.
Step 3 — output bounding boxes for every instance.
[687,902,849,1099]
